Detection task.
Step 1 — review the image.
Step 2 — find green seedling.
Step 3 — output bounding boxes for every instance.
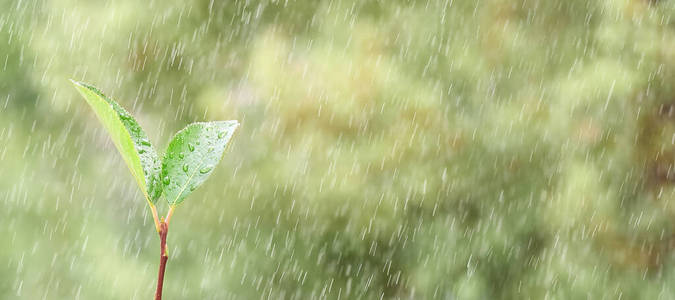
[70,80,239,300]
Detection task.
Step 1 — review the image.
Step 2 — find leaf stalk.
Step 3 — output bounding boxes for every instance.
[150,204,161,232]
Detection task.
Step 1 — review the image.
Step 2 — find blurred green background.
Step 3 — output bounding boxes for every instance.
[2,0,675,298]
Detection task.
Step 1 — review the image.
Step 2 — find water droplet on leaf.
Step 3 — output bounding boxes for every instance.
[163,177,170,185]
[199,167,212,174]
[188,144,195,152]
[183,164,189,172]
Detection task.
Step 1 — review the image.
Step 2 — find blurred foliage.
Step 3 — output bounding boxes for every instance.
[2,0,675,298]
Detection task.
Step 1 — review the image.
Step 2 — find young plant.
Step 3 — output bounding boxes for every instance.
[70,80,239,299]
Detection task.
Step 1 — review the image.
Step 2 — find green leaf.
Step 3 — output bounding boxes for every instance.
[70,80,162,204]
[161,121,239,206]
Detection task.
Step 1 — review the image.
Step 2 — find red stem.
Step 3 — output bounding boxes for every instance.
[155,221,169,300]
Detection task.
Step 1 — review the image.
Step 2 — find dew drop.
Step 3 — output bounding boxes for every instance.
[218,132,226,138]
[178,153,185,159]
[183,164,189,172]
[188,144,195,152]
[162,177,170,185]
[199,167,212,174]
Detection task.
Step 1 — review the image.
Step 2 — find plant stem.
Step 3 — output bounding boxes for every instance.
[155,221,169,300]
